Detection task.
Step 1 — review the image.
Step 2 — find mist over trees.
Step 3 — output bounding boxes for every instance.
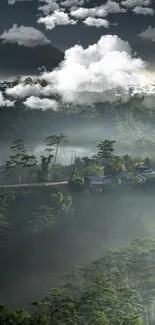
[1,238,155,325]
[1,133,155,323]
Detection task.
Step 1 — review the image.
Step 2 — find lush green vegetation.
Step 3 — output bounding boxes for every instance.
[1,134,153,186]
[2,238,155,325]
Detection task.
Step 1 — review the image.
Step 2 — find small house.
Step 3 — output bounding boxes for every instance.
[84,175,112,192]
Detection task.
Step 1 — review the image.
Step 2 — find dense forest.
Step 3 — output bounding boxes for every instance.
[1,238,155,325]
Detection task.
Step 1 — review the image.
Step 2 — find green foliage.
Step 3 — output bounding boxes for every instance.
[37,154,54,182]
[143,156,152,167]
[22,154,38,182]
[0,305,31,325]
[4,139,27,184]
[68,168,84,191]
[87,163,104,176]
[50,192,72,212]
[2,238,155,325]
[44,133,67,164]
[28,205,55,234]
[106,156,124,175]
[97,140,116,159]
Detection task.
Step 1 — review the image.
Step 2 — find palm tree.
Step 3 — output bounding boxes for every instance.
[50,192,72,212]
[107,156,124,176]
[38,154,54,182]
[44,133,67,165]
[53,133,67,164]
[68,168,84,191]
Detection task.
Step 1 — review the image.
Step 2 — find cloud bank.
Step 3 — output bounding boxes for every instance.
[5,34,155,106]
[132,6,154,15]
[0,24,50,47]
[38,10,77,29]
[121,0,151,8]
[39,34,149,103]
[0,91,15,107]
[23,96,58,110]
[6,83,42,98]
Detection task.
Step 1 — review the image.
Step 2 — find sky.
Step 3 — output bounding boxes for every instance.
[1,0,155,75]
[1,0,155,162]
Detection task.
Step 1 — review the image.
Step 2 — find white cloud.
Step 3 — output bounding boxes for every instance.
[0,24,50,47]
[60,0,85,8]
[39,35,149,104]
[0,91,15,107]
[38,10,77,29]
[5,83,42,98]
[104,0,126,13]
[23,96,58,110]
[70,6,108,19]
[83,17,110,28]
[138,26,155,41]
[38,0,59,14]
[132,6,154,15]
[70,2,126,19]
[121,0,151,8]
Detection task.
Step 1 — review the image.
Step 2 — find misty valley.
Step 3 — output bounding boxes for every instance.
[0,133,155,325]
[2,0,155,321]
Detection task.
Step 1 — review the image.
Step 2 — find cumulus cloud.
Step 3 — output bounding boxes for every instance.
[83,17,110,28]
[70,2,125,20]
[104,1,126,14]
[39,35,149,104]
[5,83,42,98]
[5,34,154,106]
[70,6,108,19]
[0,91,15,107]
[0,24,50,47]
[38,10,77,29]
[138,26,155,41]
[121,0,151,8]
[60,0,85,7]
[132,6,154,15]
[23,96,58,111]
[38,0,59,14]
[5,82,59,99]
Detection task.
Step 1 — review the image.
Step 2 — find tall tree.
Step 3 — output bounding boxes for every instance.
[37,154,54,182]
[44,133,67,164]
[22,154,38,183]
[8,139,26,184]
[44,136,55,157]
[97,140,116,161]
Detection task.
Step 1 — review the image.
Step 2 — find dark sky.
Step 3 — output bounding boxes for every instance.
[1,0,155,75]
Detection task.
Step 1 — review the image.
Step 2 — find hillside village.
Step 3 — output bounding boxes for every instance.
[0,136,155,193]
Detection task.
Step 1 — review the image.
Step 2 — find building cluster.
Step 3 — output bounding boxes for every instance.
[83,164,155,193]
